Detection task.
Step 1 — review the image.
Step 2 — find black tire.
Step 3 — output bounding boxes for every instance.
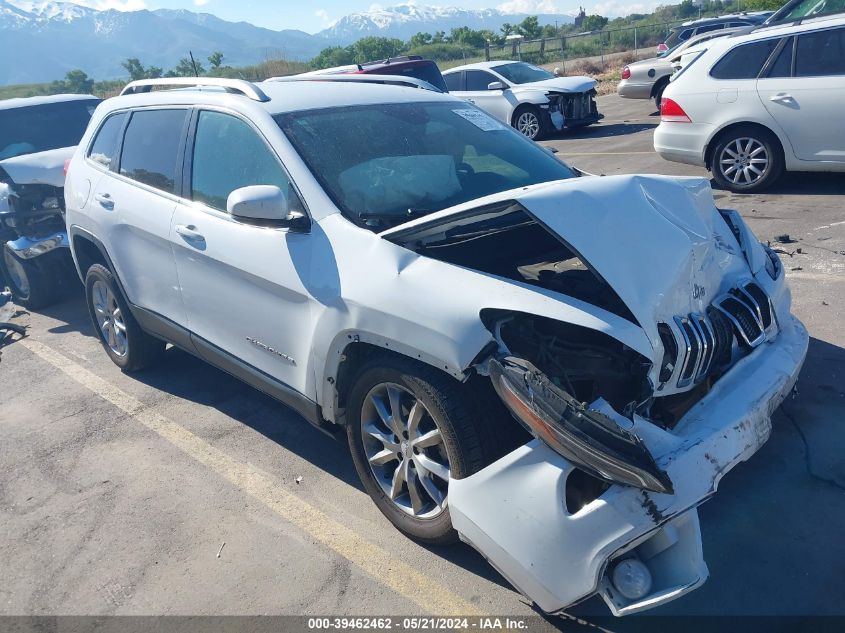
[0,245,61,310]
[653,80,668,110]
[710,126,784,193]
[84,263,165,371]
[346,355,503,545]
[512,105,545,141]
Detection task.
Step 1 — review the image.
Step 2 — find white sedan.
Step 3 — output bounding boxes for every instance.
[443,61,600,140]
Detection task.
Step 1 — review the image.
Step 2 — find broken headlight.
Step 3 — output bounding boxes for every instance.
[763,243,782,280]
[489,356,673,494]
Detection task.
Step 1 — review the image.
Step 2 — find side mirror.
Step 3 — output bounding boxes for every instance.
[227,185,309,231]
[487,81,506,91]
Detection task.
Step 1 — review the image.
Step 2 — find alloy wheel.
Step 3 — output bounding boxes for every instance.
[516,111,541,139]
[3,248,30,297]
[91,279,128,357]
[360,382,451,518]
[719,137,769,187]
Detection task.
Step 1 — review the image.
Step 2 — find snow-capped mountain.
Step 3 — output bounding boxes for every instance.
[0,1,575,85]
[319,4,573,42]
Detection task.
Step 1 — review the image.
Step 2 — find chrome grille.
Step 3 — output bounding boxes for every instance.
[715,280,775,347]
[673,313,719,388]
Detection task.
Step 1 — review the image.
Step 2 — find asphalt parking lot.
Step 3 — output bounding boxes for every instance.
[2,93,844,628]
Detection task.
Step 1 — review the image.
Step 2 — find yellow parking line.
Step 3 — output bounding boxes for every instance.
[19,338,484,616]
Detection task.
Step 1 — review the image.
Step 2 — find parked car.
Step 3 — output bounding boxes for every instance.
[654,10,845,192]
[66,76,806,616]
[619,27,746,108]
[0,94,100,308]
[297,55,448,92]
[656,12,773,55]
[442,61,600,140]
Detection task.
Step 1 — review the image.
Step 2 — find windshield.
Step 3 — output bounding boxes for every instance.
[768,0,845,22]
[0,99,99,160]
[491,62,555,84]
[370,62,448,92]
[275,101,575,230]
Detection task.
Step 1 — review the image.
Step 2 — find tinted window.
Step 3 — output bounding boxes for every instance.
[192,111,294,212]
[491,62,554,84]
[679,29,693,42]
[695,24,724,34]
[465,70,498,91]
[444,72,462,91]
[373,62,448,92]
[276,102,575,231]
[770,0,845,22]
[710,39,780,79]
[119,109,187,194]
[767,38,794,77]
[0,99,99,160]
[796,28,845,76]
[87,112,126,169]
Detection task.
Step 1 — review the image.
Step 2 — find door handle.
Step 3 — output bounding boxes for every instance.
[94,193,114,209]
[769,93,793,102]
[175,224,204,241]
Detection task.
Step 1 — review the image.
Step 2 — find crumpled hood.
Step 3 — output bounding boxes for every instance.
[513,76,597,94]
[0,147,73,187]
[517,174,750,342]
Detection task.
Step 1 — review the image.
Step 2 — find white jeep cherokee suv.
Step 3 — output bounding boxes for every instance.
[65,77,807,616]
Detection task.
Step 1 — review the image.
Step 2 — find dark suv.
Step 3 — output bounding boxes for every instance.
[328,56,448,92]
[657,12,773,55]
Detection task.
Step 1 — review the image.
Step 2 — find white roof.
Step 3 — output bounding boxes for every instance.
[101,80,455,116]
[0,93,99,111]
[441,60,521,74]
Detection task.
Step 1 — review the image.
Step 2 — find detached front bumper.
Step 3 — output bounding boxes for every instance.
[450,314,808,615]
[6,231,68,259]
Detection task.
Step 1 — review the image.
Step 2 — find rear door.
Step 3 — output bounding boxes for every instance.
[89,108,189,325]
[757,27,845,163]
[170,108,315,395]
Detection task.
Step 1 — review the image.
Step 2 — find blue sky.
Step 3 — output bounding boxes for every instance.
[77,0,631,34]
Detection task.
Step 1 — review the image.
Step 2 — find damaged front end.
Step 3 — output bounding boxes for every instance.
[382,174,808,615]
[544,89,601,132]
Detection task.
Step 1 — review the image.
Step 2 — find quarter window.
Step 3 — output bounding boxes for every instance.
[767,38,794,78]
[710,39,780,79]
[191,110,296,212]
[795,28,845,77]
[87,112,126,169]
[119,109,187,194]
[465,70,499,91]
[444,72,462,92]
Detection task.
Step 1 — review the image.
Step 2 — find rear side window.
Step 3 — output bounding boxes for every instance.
[444,72,462,91]
[381,63,448,92]
[191,110,297,212]
[766,37,794,78]
[695,24,724,35]
[119,109,187,194]
[87,112,126,169]
[679,29,693,41]
[710,39,780,79]
[465,70,498,91]
[796,27,845,77]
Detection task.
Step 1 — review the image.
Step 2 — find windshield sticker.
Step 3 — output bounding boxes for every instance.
[452,108,505,131]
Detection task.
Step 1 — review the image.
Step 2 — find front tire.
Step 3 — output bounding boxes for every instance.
[512,105,544,141]
[346,356,492,545]
[84,263,165,371]
[711,126,784,193]
[1,245,60,309]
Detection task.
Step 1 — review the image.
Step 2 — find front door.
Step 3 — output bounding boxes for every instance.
[170,109,314,394]
[461,69,513,124]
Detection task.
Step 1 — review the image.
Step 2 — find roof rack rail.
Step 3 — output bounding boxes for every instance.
[120,78,270,102]
[361,55,423,66]
[266,74,443,93]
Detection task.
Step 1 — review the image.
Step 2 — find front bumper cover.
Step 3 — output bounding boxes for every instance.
[449,314,808,615]
[6,231,68,259]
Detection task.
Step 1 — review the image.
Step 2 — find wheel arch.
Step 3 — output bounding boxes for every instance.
[704,120,787,170]
[68,226,134,308]
[650,75,670,98]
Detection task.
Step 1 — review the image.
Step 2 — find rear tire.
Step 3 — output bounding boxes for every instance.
[711,126,784,193]
[1,245,60,310]
[346,356,501,545]
[653,80,668,110]
[84,263,165,371]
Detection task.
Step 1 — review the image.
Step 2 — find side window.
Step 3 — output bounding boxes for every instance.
[766,37,794,78]
[87,112,126,169]
[465,70,498,91]
[191,110,297,212]
[679,29,693,41]
[796,27,845,77]
[119,109,187,194]
[696,24,725,35]
[710,39,780,79]
[444,72,462,92]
